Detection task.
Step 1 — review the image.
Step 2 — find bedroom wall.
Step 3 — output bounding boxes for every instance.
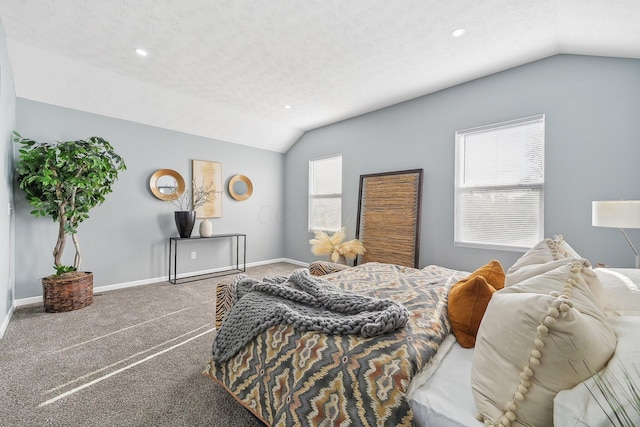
[284,54,640,272]
[13,100,285,299]
[0,20,16,336]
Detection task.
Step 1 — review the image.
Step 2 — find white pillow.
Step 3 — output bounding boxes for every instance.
[472,261,617,427]
[554,316,640,426]
[506,258,606,309]
[594,268,640,316]
[507,235,581,277]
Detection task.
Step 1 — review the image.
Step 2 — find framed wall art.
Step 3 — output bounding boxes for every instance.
[192,159,222,218]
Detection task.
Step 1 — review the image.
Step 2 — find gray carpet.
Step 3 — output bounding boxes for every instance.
[0,262,302,427]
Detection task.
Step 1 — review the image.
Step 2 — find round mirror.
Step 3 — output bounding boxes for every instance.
[233,180,248,195]
[228,175,253,201]
[150,169,185,201]
[156,175,178,195]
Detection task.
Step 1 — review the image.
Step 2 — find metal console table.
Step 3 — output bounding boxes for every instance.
[168,233,246,284]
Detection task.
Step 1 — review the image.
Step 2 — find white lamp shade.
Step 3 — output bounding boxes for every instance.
[592,201,640,228]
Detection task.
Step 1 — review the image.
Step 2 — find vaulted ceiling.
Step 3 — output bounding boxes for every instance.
[1,1,639,152]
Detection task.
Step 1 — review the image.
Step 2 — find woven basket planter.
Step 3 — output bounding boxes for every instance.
[42,272,93,313]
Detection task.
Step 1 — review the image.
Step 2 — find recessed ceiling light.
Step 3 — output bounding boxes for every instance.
[134,48,148,57]
[284,105,292,109]
[451,28,466,37]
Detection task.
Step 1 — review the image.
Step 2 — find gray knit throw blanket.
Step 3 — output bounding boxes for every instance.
[212,268,409,362]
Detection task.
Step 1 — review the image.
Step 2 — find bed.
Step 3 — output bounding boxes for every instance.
[205,261,465,426]
[204,236,640,427]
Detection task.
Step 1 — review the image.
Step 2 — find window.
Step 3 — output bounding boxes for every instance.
[309,155,342,232]
[454,115,544,251]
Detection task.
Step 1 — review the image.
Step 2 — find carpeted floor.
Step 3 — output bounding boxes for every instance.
[0,262,302,427]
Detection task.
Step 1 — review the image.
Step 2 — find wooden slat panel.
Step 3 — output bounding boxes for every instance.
[356,170,423,268]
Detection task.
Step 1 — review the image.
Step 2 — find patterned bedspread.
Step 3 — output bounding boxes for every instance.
[204,262,465,426]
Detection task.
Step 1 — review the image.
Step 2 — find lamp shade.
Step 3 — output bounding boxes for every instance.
[592,201,640,229]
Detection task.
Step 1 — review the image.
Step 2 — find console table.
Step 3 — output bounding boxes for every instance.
[168,233,246,284]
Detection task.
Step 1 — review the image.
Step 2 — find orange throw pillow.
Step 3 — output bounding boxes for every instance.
[448,260,505,348]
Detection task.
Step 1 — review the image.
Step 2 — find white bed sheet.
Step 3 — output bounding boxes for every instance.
[409,335,483,427]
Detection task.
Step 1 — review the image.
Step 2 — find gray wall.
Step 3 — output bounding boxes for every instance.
[284,55,640,272]
[0,20,16,336]
[14,100,285,299]
[9,54,640,300]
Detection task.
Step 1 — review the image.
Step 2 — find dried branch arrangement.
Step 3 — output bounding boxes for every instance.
[309,228,365,264]
[171,178,218,211]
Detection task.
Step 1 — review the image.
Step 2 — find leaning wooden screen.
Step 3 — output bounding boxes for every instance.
[355,169,423,268]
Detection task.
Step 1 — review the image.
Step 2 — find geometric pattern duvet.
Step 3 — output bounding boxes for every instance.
[204,262,465,426]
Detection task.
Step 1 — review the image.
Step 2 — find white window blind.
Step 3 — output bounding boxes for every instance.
[455,115,544,251]
[309,155,342,232]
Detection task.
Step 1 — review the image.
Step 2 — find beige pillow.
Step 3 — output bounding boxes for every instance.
[556,235,581,259]
[505,258,606,309]
[506,235,580,279]
[472,261,617,427]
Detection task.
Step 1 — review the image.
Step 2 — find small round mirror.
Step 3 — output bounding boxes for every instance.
[228,175,253,201]
[233,180,248,195]
[150,169,185,201]
[156,175,178,195]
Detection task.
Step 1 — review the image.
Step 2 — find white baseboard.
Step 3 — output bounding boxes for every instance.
[14,295,42,307]
[280,258,309,267]
[14,258,308,307]
[0,304,15,339]
[243,257,307,267]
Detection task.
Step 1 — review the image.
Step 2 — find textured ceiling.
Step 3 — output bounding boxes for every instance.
[1,0,639,152]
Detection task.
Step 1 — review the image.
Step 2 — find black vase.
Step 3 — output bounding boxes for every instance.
[174,211,196,238]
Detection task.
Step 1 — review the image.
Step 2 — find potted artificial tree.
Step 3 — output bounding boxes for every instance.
[14,131,126,313]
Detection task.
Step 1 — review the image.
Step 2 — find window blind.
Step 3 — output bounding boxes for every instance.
[455,115,544,251]
[309,155,342,232]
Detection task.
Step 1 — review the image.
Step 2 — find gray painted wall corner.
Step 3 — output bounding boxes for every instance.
[284,54,640,272]
[13,100,286,299]
[0,18,17,337]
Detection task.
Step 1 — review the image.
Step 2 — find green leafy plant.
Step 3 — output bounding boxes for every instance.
[54,265,76,276]
[14,131,126,275]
